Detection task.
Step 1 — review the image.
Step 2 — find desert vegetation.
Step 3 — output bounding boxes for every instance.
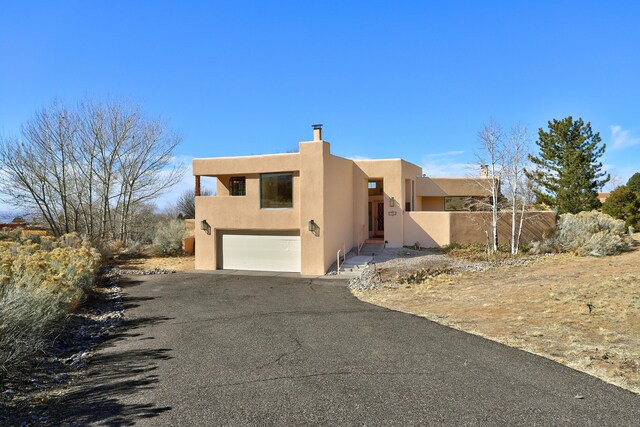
[471,116,612,257]
[602,173,640,229]
[0,99,184,247]
[0,229,100,376]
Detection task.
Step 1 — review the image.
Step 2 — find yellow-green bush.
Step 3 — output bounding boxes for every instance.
[0,233,101,375]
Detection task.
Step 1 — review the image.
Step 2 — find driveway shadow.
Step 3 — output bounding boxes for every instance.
[48,277,175,426]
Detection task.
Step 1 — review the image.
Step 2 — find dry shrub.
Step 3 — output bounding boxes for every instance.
[151,220,186,256]
[444,242,524,261]
[532,211,632,256]
[0,228,22,242]
[397,267,453,284]
[0,287,68,371]
[0,234,100,375]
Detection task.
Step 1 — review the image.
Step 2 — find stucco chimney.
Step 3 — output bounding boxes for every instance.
[480,164,489,177]
[312,124,323,141]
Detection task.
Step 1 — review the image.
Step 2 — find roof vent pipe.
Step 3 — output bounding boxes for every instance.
[312,124,323,141]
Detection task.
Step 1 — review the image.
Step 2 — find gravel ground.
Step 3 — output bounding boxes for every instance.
[113,267,176,275]
[349,246,543,291]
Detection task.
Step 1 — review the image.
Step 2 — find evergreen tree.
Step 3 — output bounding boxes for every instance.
[626,172,640,193]
[525,116,609,214]
[602,185,640,228]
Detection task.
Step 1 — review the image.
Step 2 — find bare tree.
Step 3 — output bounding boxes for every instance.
[0,99,184,244]
[604,170,625,192]
[476,118,504,253]
[503,124,531,254]
[175,188,212,219]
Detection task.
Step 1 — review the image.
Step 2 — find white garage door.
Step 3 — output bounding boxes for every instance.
[220,233,301,272]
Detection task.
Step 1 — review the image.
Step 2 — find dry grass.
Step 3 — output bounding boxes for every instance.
[117,254,195,271]
[354,234,640,394]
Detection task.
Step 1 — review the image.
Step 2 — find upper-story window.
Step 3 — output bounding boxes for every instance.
[261,173,293,208]
[230,177,246,196]
[444,196,470,211]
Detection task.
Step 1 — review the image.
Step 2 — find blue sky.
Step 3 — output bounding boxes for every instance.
[1,1,639,210]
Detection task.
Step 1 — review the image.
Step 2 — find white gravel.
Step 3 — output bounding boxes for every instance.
[349,247,542,291]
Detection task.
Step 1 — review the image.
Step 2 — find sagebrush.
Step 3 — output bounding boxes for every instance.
[151,220,186,256]
[0,231,100,375]
[530,211,632,256]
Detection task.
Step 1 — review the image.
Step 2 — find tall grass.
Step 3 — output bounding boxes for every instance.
[0,231,100,376]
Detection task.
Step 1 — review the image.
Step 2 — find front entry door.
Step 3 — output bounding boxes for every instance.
[373,200,384,237]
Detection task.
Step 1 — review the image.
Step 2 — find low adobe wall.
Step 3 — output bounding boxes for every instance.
[184,219,195,236]
[449,211,556,246]
[403,212,451,247]
[404,210,556,248]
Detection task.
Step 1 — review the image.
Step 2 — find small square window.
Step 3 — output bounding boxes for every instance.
[230,177,246,196]
[368,182,377,189]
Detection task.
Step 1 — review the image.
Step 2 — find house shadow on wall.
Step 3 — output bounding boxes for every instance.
[48,277,175,426]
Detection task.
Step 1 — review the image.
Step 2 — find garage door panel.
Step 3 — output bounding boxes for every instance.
[221,233,301,272]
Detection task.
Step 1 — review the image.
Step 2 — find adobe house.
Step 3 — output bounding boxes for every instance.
[193,125,554,275]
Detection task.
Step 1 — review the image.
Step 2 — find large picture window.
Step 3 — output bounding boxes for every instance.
[260,173,293,208]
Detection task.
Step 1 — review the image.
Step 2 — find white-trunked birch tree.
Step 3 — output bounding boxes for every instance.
[503,124,531,254]
[474,120,534,255]
[476,118,504,253]
[0,99,184,244]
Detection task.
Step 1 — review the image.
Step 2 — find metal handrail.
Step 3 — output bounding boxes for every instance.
[336,243,346,275]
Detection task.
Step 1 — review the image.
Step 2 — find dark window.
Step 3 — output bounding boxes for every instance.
[229,177,246,196]
[444,196,471,211]
[260,173,293,208]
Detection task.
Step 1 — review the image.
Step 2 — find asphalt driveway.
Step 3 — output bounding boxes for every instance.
[52,272,639,426]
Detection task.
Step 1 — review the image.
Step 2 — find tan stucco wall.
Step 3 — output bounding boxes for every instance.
[352,164,369,247]
[403,212,451,247]
[193,132,549,274]
[193,153,300,176]
[298,141,328,275]
[194,157,302,271]
[194,139,368,275]
[353,159,422,247]
[403,210,556,248]
[184,219,195,236]
[322,153,356,272]
[448,211,557,246]
[416,177,494,197]
[420,196,445,211]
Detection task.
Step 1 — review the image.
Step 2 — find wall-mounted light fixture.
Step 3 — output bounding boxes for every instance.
[200,219,211,235]
[308,219,320,236]
[389,197,396,207]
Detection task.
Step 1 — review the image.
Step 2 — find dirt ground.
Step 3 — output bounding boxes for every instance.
[354,236,640,394]
[117,254,195,271]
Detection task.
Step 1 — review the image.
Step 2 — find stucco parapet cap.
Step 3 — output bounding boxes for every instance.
[193,152,299,161]
[354,158,404,162]
[425,176,497,181]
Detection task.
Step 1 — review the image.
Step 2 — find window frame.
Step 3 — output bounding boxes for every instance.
[260,172,294,209]
[229,176,246,196]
